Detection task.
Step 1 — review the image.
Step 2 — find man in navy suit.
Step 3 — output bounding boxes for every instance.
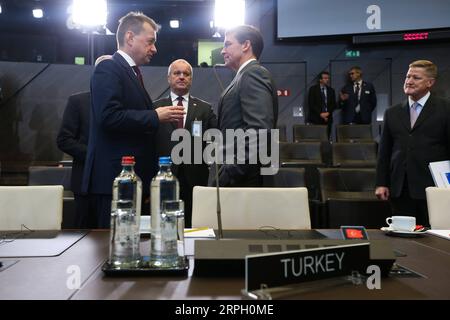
[57,56,112,228]
[339,66,377,124]
[307,71,337,137]
[57,91,92,228]
[154,59,217,227]
[82,12,184,228]
[376,60,450,226]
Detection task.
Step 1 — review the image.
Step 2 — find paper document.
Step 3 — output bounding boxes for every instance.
[426,230,450,240]
[139,216,215,238]
[184,228,216,238]
[428,160,450,188]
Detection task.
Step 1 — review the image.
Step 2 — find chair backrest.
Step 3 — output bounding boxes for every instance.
[28,166,72,190]
[262,167,305,187]
[318,168,377,201]
[426,187,450,229]
[279,142,323,164]
[293,124,328,142]
[332,142,377,167]
[0,185,63,230]
[336,124,373,142]
[277,125,287,142]
[192,187,311,229]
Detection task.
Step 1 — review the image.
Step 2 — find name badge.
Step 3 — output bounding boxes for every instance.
[365,90,370,94]
[192,120,202,137]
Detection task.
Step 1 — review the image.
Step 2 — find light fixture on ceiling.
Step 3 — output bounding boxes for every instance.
[170,19,180,29]
[32,8,44,19]
[214,0,245,29]
[72,0,107,28]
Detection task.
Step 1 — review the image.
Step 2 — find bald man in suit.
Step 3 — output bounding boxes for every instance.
[154,59,217,227]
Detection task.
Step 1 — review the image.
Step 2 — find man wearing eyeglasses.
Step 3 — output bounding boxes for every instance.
[154,59,217,227]
[339,66,377,124]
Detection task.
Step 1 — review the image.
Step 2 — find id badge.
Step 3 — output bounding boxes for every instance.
[192,120,202,137]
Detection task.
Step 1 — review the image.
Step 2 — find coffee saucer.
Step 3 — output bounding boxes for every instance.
[381,227,427,237]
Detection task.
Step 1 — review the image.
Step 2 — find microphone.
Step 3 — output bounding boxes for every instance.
[213,63,226,67]
[205,136,223,239]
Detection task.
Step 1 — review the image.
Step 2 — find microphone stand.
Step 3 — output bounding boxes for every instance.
[214,158,223,240]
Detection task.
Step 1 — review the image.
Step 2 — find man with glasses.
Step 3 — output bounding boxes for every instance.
[339,66,377,124]
[154,59,217,227]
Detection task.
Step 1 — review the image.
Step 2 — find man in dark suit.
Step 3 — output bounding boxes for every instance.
[376,60,450,226]
[154,59,217,227]
[56,56,111,228]
[56,91,93,228]
[212,25,278,187]
[81,12,184,228]
[339,66,377,124]
[307,71,336,137]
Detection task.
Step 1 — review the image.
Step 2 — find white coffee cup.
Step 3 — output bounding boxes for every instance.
[385,216,416,232]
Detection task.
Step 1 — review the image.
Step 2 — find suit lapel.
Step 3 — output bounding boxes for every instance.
[412,96,435,130]
[400,101,412,131]
[113,52,152,107]
[185,96,198,132]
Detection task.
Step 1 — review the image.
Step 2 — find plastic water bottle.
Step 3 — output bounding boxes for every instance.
[150,156,180,267]
[109,156,142,269]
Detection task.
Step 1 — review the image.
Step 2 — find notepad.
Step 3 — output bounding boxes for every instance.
[426,229,450,240]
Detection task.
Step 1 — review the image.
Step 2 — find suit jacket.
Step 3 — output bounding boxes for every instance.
[339,81,377,124]
[215,60,278,187]
[56,91,90,194]
[82,52,159,195]
[307,84,336,125]
[376,95,450,199]
[154,95,217,188]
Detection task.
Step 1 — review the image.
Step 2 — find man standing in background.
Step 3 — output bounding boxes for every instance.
[339,66,377,124]
[154,59,217,227]
[307,71,336,137]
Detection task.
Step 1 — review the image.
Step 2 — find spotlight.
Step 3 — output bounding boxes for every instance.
[214,0,245,29]
[33,8,44,19]
[169,20,180,29]
[72,0,107,28]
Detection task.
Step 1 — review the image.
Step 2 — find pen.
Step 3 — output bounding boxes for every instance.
[184,227,210,233]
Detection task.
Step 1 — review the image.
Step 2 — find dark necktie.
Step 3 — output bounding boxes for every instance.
[354,82,360,96]
[132,66,145,88]
[176,96,184,129]
[321,86,327,112]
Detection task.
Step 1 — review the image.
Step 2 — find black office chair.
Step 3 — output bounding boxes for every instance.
[331,142,377,168]
[293,124,328,142]
[336,124,373,143]
[28,166,75,229]
[279,142,324,201]
[318,168,391,228]
[262,167,305,187]
[277,125,287,142]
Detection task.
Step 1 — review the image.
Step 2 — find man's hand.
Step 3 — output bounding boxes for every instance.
[375,186,390,201]
[320,112,330,122]
[339,92,349,101]
[155,106,185,123]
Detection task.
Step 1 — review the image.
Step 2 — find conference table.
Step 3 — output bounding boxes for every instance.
[0,229,449,300]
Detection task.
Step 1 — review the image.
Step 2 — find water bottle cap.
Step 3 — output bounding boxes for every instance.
[121,156,135,165]
[159,156,171,165]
